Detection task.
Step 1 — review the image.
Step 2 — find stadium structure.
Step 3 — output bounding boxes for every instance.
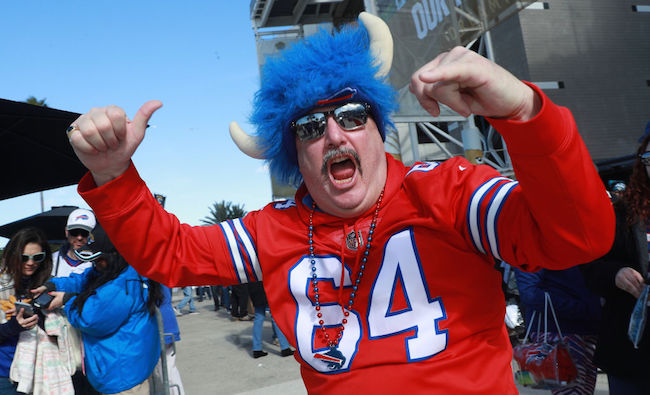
[248,0,649,199]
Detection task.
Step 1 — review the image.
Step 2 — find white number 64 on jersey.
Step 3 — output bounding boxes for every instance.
[288,228,448,373]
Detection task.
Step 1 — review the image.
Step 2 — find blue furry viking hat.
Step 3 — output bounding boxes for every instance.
[230,12,398,187]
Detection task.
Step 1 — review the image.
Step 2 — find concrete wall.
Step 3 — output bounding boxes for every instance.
[502,0,650,160]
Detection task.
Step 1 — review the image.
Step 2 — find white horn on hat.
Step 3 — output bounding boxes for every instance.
[359,11,393,78]
[230,12,393,159]
[229,121,265,159]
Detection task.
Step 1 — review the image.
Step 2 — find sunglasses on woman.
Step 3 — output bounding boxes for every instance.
[22,252,46,263]
[291,102,371,141]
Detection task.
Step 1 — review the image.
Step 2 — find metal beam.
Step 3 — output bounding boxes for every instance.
[292,0,310,25]
[251,0,276,28]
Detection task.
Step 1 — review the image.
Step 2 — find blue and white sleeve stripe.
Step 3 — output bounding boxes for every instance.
[219,219,261,283]
[467,177,518,258]
[468,177,509,254]
[232,218,262,281]
[484,181,519,260]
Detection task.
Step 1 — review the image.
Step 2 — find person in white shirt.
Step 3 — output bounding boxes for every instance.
[51,208,97,278]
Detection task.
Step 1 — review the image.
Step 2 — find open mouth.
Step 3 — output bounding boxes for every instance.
[323,149,362,186]
[330,157,356,184]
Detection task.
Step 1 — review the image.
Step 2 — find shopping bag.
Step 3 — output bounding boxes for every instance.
[512,292,578,390]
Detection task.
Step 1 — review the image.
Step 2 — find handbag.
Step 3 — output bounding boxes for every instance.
[512,292,578,390]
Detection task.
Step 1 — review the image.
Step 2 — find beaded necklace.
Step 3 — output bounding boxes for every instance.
[308,189,384,365]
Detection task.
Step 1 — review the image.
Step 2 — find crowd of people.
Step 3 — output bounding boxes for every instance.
[0,209,297,394]
[174,282,295,360]
[1,10,647,395]
[0,209,188,394]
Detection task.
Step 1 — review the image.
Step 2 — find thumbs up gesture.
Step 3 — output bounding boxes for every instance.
[68,100,163,186]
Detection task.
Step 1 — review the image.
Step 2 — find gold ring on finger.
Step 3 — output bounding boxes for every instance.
[65,124,80,139]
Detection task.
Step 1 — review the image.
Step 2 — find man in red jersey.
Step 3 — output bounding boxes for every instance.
[64,13,613,394]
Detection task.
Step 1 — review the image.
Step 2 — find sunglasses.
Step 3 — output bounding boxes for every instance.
[22,252,46,263]
[69,228,90,238]
[74,248,104,262]
[639,151,650,166]
[291,102,370,141]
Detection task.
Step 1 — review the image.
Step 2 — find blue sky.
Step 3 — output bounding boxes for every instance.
[0,2,275,246]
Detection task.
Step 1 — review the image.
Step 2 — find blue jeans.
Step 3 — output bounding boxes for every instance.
[176,287,196,312]
[252,307,290,351]
[221,286,231,310]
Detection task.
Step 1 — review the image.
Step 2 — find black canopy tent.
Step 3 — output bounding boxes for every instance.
[0,205,79,243]
[0,98,86,201]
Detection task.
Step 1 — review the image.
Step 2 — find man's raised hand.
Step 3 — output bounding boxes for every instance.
[68,100,162,186]
[409,46,540,121]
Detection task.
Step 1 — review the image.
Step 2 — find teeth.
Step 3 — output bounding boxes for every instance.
[333,177,353,184]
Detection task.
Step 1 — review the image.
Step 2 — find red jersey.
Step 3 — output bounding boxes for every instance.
[79,89,614,394]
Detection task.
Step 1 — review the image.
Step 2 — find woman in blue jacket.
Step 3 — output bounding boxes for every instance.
[35,231,162,394]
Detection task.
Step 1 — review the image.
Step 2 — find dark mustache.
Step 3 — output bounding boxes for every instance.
[321,148,362,176]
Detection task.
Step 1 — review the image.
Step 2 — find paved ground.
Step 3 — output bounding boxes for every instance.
[170,290,609,394]
[171,290,305,395]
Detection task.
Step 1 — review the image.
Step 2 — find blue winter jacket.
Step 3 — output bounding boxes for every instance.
[50,266,160,394]
[514,267,601,335]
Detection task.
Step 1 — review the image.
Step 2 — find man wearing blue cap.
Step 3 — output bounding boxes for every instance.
[64,13,614,394]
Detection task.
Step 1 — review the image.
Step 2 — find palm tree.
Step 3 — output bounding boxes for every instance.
[25,96,48,107]
[201,200,246,225]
